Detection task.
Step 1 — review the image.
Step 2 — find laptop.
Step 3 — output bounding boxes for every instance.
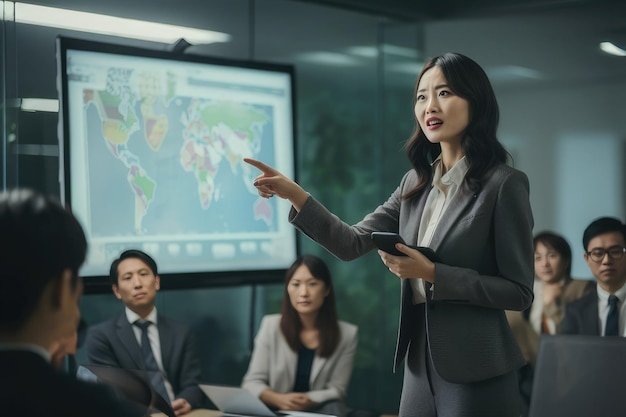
[528,334,626,417]
[199,384,278,417]
[199,384,335,417]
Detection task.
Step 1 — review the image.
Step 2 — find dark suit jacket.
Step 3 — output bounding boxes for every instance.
[86,313,204,408]
[0,350,143,417]
[289,163,534,384]
[559,291,600,335]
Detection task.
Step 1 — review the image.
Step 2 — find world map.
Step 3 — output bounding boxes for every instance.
[83,67,276,237]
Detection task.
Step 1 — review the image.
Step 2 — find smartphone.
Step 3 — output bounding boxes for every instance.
[371,232,440,262]
[371,232,407,256]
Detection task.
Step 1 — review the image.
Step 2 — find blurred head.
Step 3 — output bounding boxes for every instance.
[109,250,160,317]
[280,254,340,357]
[533,232,572,283]
[405,53,507,197]
[582,217,626,293]
[0,189,87,344]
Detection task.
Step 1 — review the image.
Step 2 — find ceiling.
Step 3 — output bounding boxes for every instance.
[294,0,622,21]
[280,0,626,93]
[9,0,626,96]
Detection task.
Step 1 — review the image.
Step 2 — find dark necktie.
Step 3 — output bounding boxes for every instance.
[605,295,620,337]
[133,321,170,403]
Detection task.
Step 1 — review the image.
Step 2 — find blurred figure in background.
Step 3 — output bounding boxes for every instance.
[561,217,626,336]
[507,231,593,413]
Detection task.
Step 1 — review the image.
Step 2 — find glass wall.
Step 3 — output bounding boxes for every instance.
[0,0,421,413]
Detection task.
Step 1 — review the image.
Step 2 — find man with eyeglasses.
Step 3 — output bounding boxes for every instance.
[560,217,626,336]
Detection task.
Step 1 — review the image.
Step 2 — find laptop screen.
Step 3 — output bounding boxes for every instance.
[528,335,626,417]
[199,384,277,417]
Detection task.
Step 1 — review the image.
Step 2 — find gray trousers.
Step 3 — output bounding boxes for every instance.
[398,304,521,417]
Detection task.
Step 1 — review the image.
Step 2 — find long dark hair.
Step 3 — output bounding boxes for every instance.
[404,52,509,200]
[280,254,340,357]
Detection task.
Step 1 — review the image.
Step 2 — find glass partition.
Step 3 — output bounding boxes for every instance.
[1,0,414,413]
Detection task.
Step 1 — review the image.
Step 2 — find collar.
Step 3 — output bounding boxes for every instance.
[0,342,51,362]
[597,283,626,304]
[431,155,469,191]
[125,306,158,325]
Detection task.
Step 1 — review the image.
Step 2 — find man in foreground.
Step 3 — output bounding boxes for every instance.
[0,188,142,416]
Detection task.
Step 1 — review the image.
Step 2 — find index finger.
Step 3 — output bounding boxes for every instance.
[243,158,276,174]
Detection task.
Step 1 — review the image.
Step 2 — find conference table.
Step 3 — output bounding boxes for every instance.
[152,409,222,417]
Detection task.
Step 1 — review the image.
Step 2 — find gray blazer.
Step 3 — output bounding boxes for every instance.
[86,313,204,408]
[289,164,534,383]
[241,314,358,404]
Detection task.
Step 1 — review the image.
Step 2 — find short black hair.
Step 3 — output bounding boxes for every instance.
[109,249,158,286]
[0,189,87,331]
[582,217,626,251]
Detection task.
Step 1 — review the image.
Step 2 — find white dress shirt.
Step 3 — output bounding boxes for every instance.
[410,156,469,304]
[125,307,175,401]
[596,284,626,337]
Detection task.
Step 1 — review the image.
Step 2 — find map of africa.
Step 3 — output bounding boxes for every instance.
[82,67,277,237]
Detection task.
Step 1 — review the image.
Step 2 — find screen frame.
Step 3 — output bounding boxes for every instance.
[56,36,299,294]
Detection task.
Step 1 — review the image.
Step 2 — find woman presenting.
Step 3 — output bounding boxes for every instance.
[242,255,357,417]
[245,52,534,417]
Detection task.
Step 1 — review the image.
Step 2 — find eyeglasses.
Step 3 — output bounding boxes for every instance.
[586,246,626,263]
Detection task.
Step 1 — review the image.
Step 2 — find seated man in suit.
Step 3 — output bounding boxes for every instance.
[0,189,142,417]
[86,249,204,416]
[560,217,626,336]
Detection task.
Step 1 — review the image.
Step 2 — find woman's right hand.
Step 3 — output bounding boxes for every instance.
[260,390,313,411]
[244,158,309,211]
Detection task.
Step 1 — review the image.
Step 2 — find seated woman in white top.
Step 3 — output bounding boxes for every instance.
[242,254,358,417]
